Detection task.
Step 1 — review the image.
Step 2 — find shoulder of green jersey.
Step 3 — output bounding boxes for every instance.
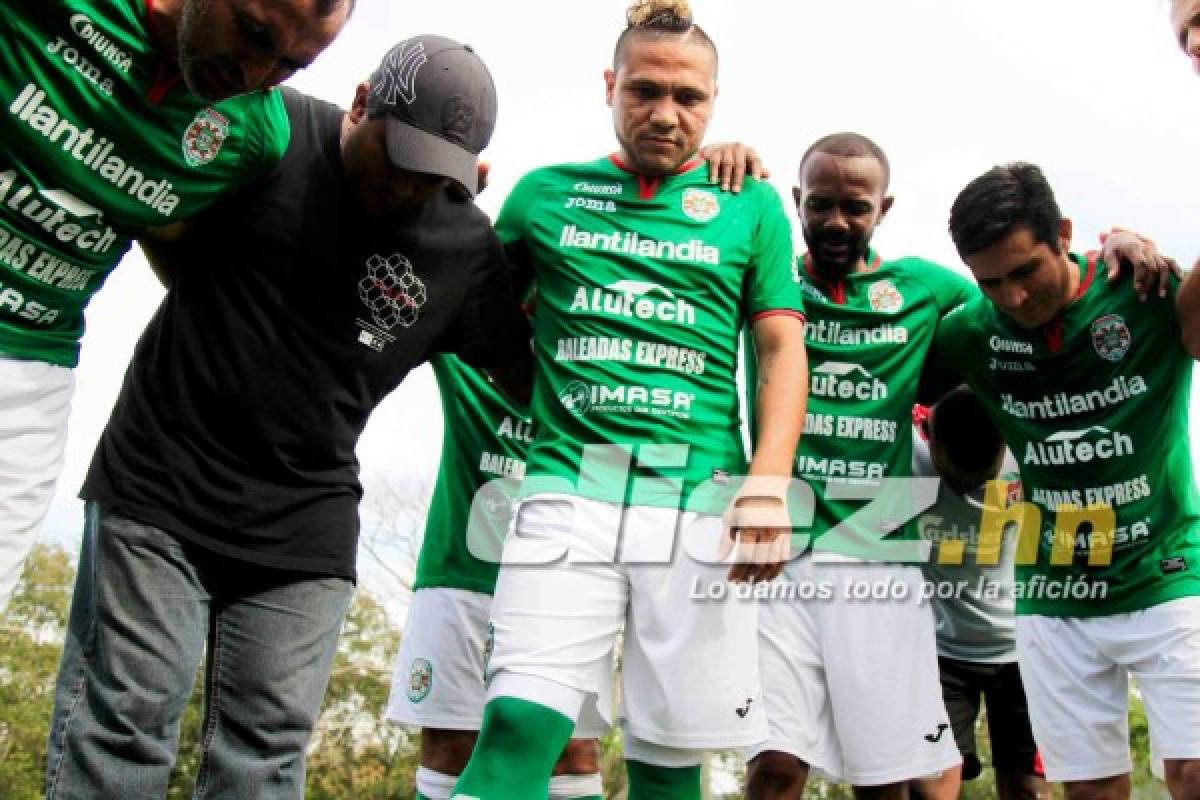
[941,300,971,322]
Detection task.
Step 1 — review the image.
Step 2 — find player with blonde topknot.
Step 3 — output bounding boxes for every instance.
[452,1,809,798]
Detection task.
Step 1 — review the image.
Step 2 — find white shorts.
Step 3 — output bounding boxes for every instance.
[386,586,608,737]
[1016,596,1200,782]
[751,556,960,786]
[0,356,74,614]
[387,588,494,730]
[487,493,767,749]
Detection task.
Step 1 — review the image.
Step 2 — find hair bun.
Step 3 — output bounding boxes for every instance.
[626,0,693,29]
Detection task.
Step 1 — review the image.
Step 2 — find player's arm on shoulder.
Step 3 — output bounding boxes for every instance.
[455,232,534,404]
[1098,229,1198,358]
[697,141,769,194]
[1176,259,1200,360]
[1099,227,1180,302]
[493,170,546,291]
[493,169,542,246]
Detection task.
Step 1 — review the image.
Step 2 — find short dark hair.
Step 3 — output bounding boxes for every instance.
[798,132,891,192]
[948,162,1062,258]
[930,387,1004,474]
[613,0,718,74]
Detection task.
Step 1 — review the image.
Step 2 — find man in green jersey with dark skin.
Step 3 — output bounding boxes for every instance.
[746,135,1167,800]
[938,163,1200,800]
[452,2,807,799]
[746,132,970,800]
[0,0,351,615]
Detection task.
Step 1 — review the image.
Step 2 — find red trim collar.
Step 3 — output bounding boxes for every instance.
[750,309,806,325]
[1039,253,1096,353]
[608,154,703,200]
[801,251,882,306]
[1076,251,1097,297]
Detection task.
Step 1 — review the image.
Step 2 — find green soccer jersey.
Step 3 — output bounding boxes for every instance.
[934,254,1200,617]
[496,156,803,514]
[412,355,530,594]
[748,252,976,553]
[0,0,289,366]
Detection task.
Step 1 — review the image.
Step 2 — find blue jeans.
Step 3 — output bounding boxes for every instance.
[45,503,354,799]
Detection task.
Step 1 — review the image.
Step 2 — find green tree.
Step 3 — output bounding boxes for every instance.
[0,543,74,800]
[305,588,417,799]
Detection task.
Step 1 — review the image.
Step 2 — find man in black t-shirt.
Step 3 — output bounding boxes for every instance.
[45,35,530,799]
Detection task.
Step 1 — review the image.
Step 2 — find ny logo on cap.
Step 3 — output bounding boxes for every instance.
[371,41,428,106]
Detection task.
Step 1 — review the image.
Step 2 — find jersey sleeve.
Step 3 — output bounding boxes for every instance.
[744,182,805,321]
[919,301,971,404]
[494,170,546,291]
[494,169,543,246]
[235,89,291,187]
[927,261,979,316]
[742,326,761,445]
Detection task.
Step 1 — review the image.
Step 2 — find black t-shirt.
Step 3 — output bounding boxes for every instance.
[82,89,529,579]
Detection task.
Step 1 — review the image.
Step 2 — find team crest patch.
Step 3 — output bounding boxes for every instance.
[868,280,903,313]
[181,108,229,167]
[407,658,433,703]
[681,188,719,222]
[1091,314,1131,362]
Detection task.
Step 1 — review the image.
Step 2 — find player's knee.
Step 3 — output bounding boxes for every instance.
[747,750,808,793]
[1164,759,1200,800]
[419,728,478,775]
[1062,775,1131,800]
[910,765,962,800]
[994,767,1049,800]
[554,738,600,775]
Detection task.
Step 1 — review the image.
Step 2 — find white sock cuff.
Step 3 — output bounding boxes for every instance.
[548,772,604,798]
[622,733,705,768]
[487,671,586,723]
[416,766,458,799]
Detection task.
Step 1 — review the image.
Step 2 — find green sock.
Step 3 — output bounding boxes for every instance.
[625,759,703,800]
[450,696,574,800]
[414,794,431,800]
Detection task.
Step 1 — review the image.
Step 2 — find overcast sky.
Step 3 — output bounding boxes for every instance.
[41,0,1200,607]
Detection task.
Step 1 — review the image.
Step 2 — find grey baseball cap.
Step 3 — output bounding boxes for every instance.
[365,34,497,196]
